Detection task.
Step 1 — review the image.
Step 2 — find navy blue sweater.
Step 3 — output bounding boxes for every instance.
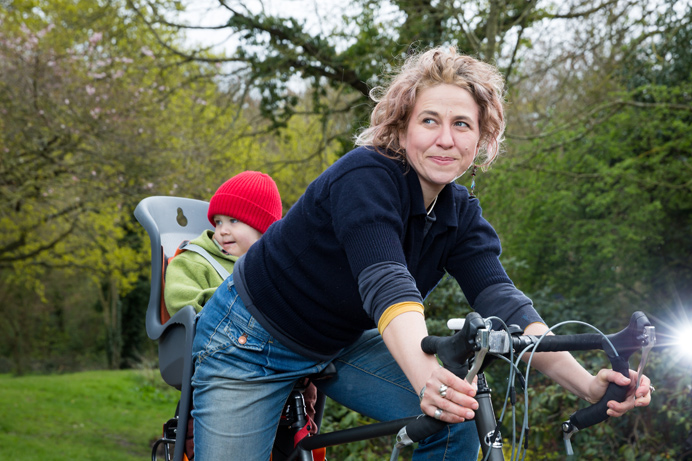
[238,146,541,360]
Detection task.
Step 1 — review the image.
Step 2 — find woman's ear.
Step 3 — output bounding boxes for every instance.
[399,129,408,152]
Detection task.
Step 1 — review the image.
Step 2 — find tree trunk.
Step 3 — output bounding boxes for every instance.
[99,277,122,369]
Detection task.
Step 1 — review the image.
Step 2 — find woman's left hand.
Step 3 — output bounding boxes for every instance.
[587,368,653,417]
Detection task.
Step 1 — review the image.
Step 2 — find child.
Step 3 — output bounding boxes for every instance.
[164,170,282,317]
[164,171,319,456]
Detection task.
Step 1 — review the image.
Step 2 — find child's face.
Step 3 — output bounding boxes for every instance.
[212,215,262,257]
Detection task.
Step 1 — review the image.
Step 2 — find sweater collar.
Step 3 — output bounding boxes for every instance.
[404,167,459,228]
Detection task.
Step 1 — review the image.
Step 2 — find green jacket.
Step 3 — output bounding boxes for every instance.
[163,229,237,316]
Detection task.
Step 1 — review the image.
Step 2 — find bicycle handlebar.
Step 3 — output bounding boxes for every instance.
[402,311,653,445]
[562,311,652,432]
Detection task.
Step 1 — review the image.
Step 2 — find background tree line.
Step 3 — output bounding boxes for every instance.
[1,0,690,458]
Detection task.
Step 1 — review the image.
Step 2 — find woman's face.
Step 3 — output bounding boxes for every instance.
[399,83,480,205]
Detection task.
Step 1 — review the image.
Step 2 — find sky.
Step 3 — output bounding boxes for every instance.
[174,0,351,55]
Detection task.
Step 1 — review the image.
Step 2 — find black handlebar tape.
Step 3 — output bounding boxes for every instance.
[568,355,630,430]
[525,334,604,352]
[403,415,449,443]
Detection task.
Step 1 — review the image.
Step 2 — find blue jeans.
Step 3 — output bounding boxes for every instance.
[191,275,480,460]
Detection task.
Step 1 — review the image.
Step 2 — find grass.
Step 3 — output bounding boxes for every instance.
[0,369,180,460]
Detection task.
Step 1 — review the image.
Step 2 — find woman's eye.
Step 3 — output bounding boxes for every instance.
[230,218,239,224]
[454,120,469,128]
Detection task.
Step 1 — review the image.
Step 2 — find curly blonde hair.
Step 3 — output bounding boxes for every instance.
[355,47,506,166]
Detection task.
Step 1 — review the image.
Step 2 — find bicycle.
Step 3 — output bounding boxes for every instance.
[275,310,655,461]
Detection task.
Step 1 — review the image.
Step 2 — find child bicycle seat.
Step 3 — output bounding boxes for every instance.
[135,196,212,461]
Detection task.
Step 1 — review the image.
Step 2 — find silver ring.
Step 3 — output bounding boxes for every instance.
[439,384,448,398]
[434,408,443,420]
[649,385,655,394]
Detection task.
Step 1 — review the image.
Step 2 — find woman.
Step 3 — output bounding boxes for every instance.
[191,47,652,460]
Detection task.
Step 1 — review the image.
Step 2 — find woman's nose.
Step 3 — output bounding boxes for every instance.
[436,125,454,149]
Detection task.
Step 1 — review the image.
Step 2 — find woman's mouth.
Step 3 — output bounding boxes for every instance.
[429,155,456,164]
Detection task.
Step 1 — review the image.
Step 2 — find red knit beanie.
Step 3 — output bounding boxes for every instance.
[207,171,282,233]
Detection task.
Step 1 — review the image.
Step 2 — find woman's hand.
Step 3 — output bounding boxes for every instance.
[586,368,653,417]
[419,367,479,423]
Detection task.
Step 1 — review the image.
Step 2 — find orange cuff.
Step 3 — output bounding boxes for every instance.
[377,302,425,334]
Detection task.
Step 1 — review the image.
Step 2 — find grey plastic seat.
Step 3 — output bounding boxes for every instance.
[135,196,212,461]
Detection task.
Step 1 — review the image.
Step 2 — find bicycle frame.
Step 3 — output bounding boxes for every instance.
[279,311,655,461]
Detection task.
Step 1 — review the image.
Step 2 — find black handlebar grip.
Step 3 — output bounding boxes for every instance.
[403,415,449,443]
[568,355,630,430]
[421,335,441,355]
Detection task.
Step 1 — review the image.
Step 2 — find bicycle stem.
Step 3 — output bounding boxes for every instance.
[475,373,504,461]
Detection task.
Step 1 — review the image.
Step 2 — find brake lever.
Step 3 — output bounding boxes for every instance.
[636,325,656,389]
[466,328,490,384]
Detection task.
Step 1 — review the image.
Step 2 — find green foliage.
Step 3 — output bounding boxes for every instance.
[468,9,692,456]
[0,0,232,371]
[424,273,472,337]
[0,269,107,375]
[485,80,692,331]
[479,3,692,332]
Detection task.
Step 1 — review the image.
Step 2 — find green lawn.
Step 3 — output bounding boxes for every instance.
[0,369,179,460]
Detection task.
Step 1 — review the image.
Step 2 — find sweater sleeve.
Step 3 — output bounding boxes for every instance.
[163,254,221,315]
[329,165,409,279]
[358,261,423,325]
[472,283,544,330]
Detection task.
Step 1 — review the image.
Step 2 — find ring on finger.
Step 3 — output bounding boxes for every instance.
[439,384,448,398]
[434,408,443,420]
[649,385,655,393]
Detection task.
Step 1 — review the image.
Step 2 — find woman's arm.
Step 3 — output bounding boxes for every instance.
[381,311,479,423]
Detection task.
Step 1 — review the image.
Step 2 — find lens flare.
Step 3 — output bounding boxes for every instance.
[674,323,692,358]
[651,305,692,365]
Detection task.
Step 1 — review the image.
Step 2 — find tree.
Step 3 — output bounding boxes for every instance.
[0,0,233,370]
[481,2,692,326]
[0,0,345,372]
[128,0,651,149]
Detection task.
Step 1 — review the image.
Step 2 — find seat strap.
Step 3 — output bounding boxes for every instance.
[293,414,316,446]
[179,241,231,280]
